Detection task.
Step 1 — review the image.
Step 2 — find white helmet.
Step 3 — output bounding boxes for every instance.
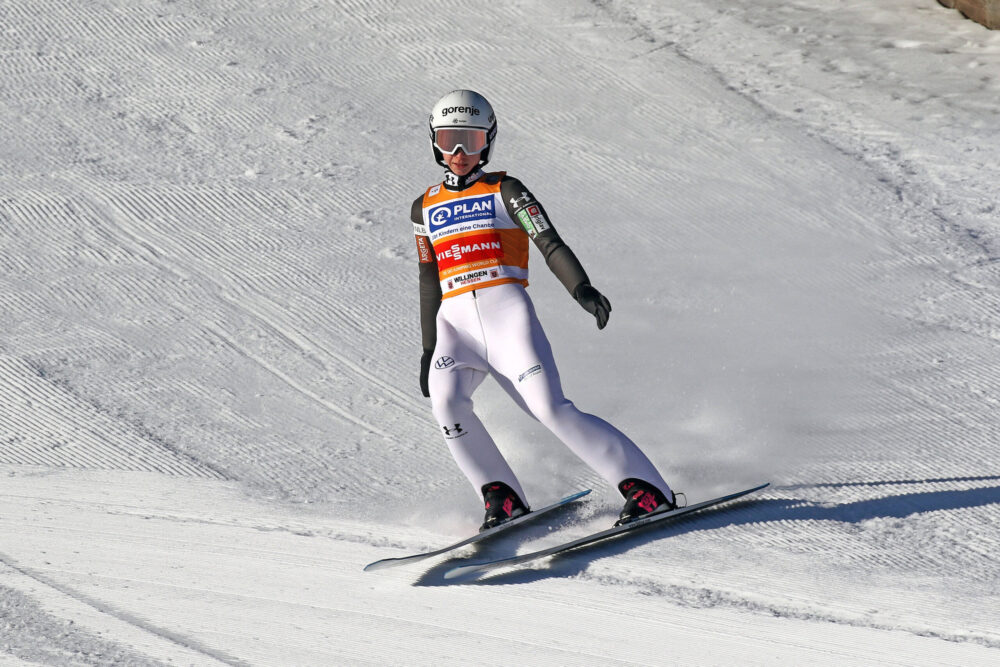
[428,90,498,169]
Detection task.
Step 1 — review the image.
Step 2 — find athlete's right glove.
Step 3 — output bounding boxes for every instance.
[420,349,433,398]
[573,283,612,330]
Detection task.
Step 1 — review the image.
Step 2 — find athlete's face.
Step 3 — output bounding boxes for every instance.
[443,149,477,176]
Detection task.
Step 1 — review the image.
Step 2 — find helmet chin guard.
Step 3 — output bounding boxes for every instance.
[428,90,497,170]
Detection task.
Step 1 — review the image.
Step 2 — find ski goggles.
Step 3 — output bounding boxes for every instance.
[433,127,488,155]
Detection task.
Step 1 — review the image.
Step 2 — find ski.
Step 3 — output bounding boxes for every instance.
[363,489,591,572]
[444,482,769,580]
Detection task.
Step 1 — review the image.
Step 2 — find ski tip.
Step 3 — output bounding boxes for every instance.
[363,558,404,572]
[561,489,592,503]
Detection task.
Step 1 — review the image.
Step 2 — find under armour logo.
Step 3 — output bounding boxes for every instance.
[442,423,465,438]
[509,191,533,210]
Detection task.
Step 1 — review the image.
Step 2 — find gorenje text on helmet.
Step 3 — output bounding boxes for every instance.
[441,106,480,116]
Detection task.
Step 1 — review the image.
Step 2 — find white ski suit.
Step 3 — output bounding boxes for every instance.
[412,170,670,507]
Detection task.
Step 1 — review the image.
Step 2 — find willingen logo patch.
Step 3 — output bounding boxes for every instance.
[428,194,495,233]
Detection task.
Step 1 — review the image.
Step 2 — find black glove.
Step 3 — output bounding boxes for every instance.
[573,283,612,330]
[420,349,433,398]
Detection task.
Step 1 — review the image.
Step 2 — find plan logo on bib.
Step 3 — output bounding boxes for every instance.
[428,194,495,233]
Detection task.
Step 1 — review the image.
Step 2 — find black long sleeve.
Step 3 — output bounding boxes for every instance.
[500,176,590,295]
[412,195,441,353]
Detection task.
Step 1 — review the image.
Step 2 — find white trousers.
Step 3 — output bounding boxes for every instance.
[428,283,670,506]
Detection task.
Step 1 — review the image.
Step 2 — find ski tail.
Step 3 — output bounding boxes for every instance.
[363,489,591,572]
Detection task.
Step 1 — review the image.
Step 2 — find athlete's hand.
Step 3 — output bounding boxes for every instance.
[573,283,612,330]
[420,349,433,397]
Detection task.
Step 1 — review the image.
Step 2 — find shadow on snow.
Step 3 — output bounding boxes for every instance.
[413,479,1000,586]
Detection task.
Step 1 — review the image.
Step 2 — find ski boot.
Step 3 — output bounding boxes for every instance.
[480,481,529,532]
[615,478,677,526]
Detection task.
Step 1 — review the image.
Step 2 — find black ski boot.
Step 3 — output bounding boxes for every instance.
[480,481,529,532]
[615,478,676,526]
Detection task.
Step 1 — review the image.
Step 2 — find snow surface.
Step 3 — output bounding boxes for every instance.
[1,0,999,664]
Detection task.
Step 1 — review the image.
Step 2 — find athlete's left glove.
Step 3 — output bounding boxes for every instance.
[420,349,433,397]
[573,283,612,330]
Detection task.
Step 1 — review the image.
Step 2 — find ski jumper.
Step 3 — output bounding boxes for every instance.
[412,170,670,507]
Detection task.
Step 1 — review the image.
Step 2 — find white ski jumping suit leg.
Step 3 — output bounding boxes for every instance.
[429,283,670,505]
